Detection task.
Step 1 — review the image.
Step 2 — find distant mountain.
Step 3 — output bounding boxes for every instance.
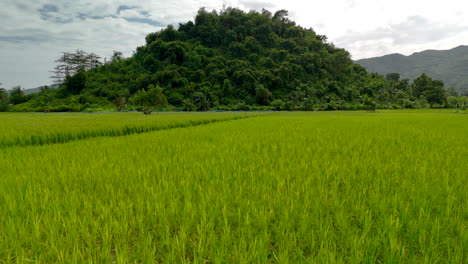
[356,46,468,95]
[22,84,59,95]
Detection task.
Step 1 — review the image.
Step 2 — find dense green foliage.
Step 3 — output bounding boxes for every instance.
[3,8,460,112]
[0,111,467,262]
[129,84,168,114]
[356,45,468,96]
[9,86,28,105]
[0,88,9,111]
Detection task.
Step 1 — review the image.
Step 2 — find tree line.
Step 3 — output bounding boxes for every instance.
[2,7,468,113]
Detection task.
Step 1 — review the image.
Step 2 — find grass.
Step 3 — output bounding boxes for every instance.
[0,111,466,263]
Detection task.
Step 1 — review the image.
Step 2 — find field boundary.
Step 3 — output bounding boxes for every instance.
[1,114,256,148]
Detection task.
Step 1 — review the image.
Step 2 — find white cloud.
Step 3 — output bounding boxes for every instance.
[335,15,468,59]
[119,9,146,19]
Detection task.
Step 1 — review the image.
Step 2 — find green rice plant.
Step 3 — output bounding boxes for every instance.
[0,111,466,263]
[0,112,256,148]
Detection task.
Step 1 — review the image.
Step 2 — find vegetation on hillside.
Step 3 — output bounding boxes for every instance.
[2,8,466,112]
[356,45,468,96]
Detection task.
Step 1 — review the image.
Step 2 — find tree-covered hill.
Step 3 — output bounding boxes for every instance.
[4,7,464,112]
[356,46,468,96]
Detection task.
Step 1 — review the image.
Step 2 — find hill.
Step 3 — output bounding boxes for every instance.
[356,46,468,95]
[3,7,458,112]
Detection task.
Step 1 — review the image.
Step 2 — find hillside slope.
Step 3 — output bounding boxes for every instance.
[356,46,468,95]
[6,8,454,112]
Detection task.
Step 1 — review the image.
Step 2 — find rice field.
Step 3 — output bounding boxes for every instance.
[0,112,253,147]
[0,110,467,263]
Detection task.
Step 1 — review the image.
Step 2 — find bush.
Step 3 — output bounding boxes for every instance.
[303,99,316,111]
[10,86,28,105]
[232,102,250,111]
[250,105,272,111]
[458,96,468,109]
[399,99,414,109]
[270,99,285,111]
[182,98,197,111]
[414,98,429,109]
[112,96,127,111]
[130,85,168,115]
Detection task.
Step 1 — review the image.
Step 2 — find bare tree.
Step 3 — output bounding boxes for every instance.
[50,50,102,84]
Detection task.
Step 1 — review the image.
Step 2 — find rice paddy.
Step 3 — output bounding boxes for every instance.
[0,112,253,147]
[0,110,466,263]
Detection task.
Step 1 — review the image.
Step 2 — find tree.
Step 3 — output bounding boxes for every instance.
[288,87,306,108]
[40,85,50,92]
[130,85,168,115]
[363,94,377,111]
[412,73,432,98]
[255,84,272,105]
[270,99,285,110]
[412,73,446,107]
[423,80,446,107]
[385,73,400,82]
[0,87,9,111]
[273,10,289,23]
[65,70,87,94]
[193,92,209,111]
[10,86,28,105]
[111,51,124,62]
[182,98,197,111]
[458,96,468,109]
[51,50,101,84]
[112,96,127,111]
[447,96,459,108]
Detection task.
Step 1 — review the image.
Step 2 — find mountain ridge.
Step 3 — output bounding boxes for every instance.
[356,45,468,95]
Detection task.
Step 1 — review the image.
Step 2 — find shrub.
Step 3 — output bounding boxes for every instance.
[270,99,285,111]
[130,85,168,115]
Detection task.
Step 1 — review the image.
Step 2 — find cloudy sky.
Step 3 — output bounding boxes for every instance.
[1,0,467,88]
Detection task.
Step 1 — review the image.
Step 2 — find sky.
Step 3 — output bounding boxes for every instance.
[1,0,468,89]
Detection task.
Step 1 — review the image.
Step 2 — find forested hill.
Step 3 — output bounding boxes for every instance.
[4,7,460,112]
[356,46,468,96]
